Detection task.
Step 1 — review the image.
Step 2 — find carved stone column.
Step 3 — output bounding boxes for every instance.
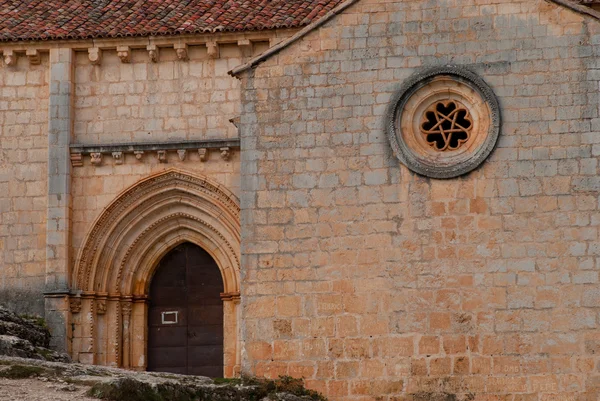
[121,299,133,368]
[221,292,241,378]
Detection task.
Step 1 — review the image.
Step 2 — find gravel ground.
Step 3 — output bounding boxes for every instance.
[0,377,97,401]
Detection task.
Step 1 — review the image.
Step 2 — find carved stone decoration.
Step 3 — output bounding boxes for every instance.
[25,49,41,65]
[220,147,230,161]
[112,152,124,165]
[3,50,16,66]
[206,42,219,59]
[157,150,167,163]
[174,43,188,61]
[121,302,132,318]
[88,48,102,65]
[238,39,252,58]
[90,153,103,166]
[177,149,186,161]
[96,300,107,315]
[421,101,473,152]
[134,151,144,161]
[69,298,82,314]
[116,46,130,63]
[71,153,83,167]
[70,169,242,372]
[198,148,208,162]
[147,44,159,63]
[385,66,501,179]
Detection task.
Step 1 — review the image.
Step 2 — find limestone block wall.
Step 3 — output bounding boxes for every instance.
[74,45,253,144]
[0,54,49,315]
[239,0,600,400]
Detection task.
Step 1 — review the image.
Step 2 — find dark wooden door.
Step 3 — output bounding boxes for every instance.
[147,242,224,377]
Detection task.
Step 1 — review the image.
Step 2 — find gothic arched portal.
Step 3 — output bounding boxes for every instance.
[68,169,241,377]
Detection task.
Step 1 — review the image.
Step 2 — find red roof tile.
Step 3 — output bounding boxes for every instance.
[0,0,345,42]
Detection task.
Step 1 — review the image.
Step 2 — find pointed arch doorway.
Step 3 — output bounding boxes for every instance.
[148,242,224,377]
[68,170,241,377]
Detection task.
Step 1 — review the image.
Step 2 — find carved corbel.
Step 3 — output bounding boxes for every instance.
[238,39,253,58]
[69,298,82,314]
[88,48,102,65]
[3,50,16,66]
[174,43,188,61]
[147,44,159,63]
[177,149,186,161]
[70,153,83,167]
[198,148,208,162]
[90,153,102,166]
[134,151,144,161]
[112,151,124,165]
[116,46,130,63]
[206,42,219,59]
[157,150,167,163]
[25,49,41,65]
[220,147,230,161]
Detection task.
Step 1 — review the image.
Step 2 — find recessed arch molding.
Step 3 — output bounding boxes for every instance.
[67,169,241,376]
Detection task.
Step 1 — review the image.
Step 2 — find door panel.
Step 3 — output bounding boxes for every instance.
[147,243,224,377]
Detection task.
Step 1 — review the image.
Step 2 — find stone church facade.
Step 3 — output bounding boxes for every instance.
[1,0,600,400]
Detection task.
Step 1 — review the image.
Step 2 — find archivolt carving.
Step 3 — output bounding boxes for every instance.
[73,169,241,294]
[114,212,240,294]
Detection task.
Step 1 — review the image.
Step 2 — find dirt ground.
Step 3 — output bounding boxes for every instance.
[0,377,97,401]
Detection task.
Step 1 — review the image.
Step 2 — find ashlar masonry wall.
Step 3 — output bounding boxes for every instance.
[239,1,600,400]
[0,54,49,315]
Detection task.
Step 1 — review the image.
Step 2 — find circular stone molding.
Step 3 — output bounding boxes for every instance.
[385,66,501,179]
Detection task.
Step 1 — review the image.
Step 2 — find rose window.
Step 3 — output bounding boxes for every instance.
[385,66,501,179]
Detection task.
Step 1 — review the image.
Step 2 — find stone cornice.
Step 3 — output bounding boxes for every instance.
[69,139,240,167]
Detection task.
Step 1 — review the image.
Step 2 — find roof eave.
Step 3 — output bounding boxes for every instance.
[547,0,600,20]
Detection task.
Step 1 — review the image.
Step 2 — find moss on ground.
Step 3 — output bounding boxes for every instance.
[0,365,46,379]
[87,375,327,401]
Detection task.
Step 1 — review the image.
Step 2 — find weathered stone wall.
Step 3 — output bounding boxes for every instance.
[0,54,49,315]
[74,45,247,144]
[239,1,600,400]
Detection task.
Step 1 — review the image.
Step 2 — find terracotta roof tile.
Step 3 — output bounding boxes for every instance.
[0,0,345,42]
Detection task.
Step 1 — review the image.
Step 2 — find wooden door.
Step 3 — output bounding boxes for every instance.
[147,242,224,377]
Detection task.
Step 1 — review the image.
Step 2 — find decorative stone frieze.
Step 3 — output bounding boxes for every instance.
[88,48,102,65]
[174,43,188,61]
[147,44,159,62]
[116,46,130,63]
[70,139,239,167]
[3,49,16,66]
[220,147,231,161]
[26,49,41,65]
[112,152,124,165]
[385,66,501,179]
[206,42,219,59]
[90,153,102,166]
